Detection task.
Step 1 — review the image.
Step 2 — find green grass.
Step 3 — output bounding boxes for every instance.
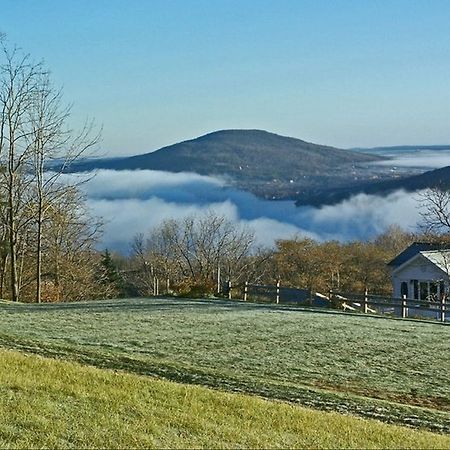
[1,349,449,449]
[0,298,449,432]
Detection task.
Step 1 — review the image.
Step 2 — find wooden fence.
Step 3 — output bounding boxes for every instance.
[223,281,448,323]
[329,290,447,323]
[224,281,329,308]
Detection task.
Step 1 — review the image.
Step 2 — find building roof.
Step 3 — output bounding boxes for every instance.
[419,250,450,274]
[388,242,449,267]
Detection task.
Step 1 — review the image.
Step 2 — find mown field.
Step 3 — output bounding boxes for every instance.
[1,349,449,449]
[0,297,449,433]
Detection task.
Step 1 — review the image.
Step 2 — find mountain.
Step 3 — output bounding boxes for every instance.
[72,129,381,178]
[65,129,450,205]
[68,129,385,198]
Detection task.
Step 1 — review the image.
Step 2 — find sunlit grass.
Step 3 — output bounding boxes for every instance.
[0,349,449,449]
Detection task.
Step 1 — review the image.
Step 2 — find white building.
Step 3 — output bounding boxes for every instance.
[389,243,450,301]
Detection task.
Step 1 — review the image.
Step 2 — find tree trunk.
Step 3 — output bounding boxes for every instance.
[0,253,8,299]
[8,185,19,302]
[36,212,42,303]
[35,161,44,303]
[55,228,60,302]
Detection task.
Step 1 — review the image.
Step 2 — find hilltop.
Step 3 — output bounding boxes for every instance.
[68,129,385,198]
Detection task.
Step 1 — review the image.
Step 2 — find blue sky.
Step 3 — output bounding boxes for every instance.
[2,0,450,155]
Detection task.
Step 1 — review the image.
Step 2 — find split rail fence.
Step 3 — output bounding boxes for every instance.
[223,281,448,323]
[329,290,447,323]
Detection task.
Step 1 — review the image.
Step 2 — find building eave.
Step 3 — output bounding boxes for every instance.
[391,252,449,278]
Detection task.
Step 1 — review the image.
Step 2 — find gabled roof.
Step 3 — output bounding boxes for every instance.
[388,242,449,267]
[391,248,450,277]
[420,250,450,274]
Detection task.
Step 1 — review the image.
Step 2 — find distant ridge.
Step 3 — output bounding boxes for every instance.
[295,164,450,206]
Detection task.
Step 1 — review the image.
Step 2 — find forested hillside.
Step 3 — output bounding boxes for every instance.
[71,129,381,178]
[295,164,450,206]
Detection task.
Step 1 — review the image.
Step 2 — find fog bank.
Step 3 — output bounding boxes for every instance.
[61,169,422,253]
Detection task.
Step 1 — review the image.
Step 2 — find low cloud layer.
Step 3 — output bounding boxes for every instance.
[60,169,424,253]
[374,149,450,169]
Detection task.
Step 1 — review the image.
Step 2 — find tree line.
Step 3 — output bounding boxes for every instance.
[115,219,419,298]
[8,207,447,302]
[116,216,450,299]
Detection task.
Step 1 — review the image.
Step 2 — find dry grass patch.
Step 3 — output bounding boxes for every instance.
[0,349,449,449]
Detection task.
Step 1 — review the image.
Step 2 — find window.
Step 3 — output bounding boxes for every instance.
[420,282,428,301]
[400,282,408,298]
[412,280,418,299]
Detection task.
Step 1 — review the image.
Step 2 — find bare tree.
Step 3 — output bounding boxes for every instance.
[0,37,100,302]
[42,188,103,301]
[29,72,99,302]
[372,224,415,256]
[0,43,44,301]
[130,212,256,295]
[418,187,450,235]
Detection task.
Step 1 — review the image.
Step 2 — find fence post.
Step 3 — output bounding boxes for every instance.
[153,277,159,296]
[227,280,232,299]
[244,281,248,302]
[441,295,446,323]
[276,279,280,304]
[364,288,368,314]
[166,277,170,294]
[402,294,408,319]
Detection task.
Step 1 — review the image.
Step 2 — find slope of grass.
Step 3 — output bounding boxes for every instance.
[0,298,449,431]
[1,349,449,449]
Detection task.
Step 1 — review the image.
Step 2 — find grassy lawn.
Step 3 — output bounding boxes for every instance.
[0,297,449,432]
[1,349,449,449]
